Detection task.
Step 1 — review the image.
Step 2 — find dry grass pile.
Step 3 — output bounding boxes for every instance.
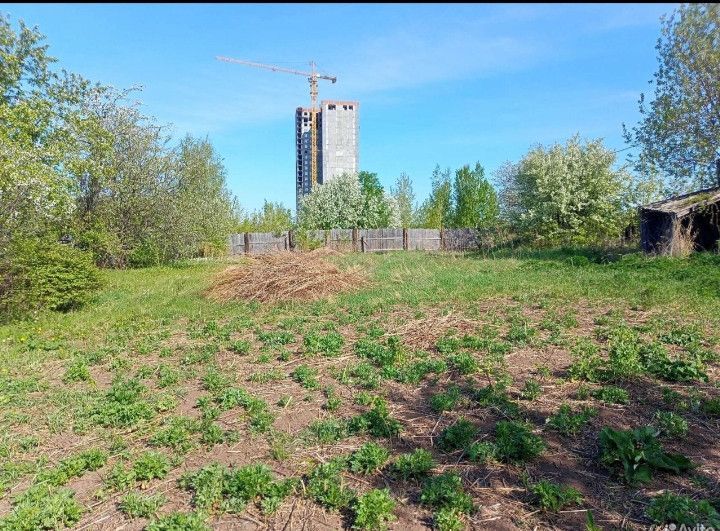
[206,249,366,303]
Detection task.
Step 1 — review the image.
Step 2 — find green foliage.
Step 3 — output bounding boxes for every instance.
[2,239,100,322]
[623,3,720,191]
[257,330,294,347]
[229,339,251,355]
[347,443,390,475]
[391,172,416,228]
[497,135,632,246]
[235,200,293,233]
[355,336,404,368]
[37,448,108,486]
[179,463,297,515]
[306,458,356,511]
[599,426,692,484]
[349,398,402,438]
[146,511,210,531]
[451,162,499,229]
[63,359,92,383]
[304,331,344,357]
[446,352,479,375]
[592,386,630,405]
[493,421,545,463]
[467,442,496,463]
[433,507,466,531]
[646,492,720,527]
[529,479,583,511]
[150,416,198,453]
[92,378,155,428]
[654,411,689,438]
[292,364,320,390]
[430,385,462,412]
[119,491,166,519]
[0,484,84,530]
[307,418,349,444]
[547,404,596,436]
[568,339,604,382]
[520,379,542,401]
[132,451,170,482]
[420,472,474,514]
[391,449,435,480]
[437,419,478,453]
[415,165,453,229]
[352,488,396,530]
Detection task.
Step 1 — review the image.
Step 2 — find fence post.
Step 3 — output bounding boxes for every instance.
[288,229,295,251]
[244,232,250,255]
[402,228,408,251]
[440,228,445,251]
[360,235,365,253]
[352,228,358,252]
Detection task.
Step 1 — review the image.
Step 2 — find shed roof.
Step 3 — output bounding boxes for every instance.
[641,186,720,217]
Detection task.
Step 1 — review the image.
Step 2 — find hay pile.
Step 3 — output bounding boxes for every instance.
[206,249,367,303]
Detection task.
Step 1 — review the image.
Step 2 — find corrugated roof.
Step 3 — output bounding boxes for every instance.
[642,186,720,216]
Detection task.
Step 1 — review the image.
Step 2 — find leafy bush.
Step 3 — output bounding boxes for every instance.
[646,492,720,527]
[1,239,100,322]
[568,339,604,382]
[391,449,435,480]
[529,479,583,511]
[433,507,466,531]
[599,426,691,484]
[352,488,396,530]
[348,443,390,475]
[467,442,496,463]
[437,419,478,453]
[493,421,545,463]
[420,472,474,514]
[292,364,320,390]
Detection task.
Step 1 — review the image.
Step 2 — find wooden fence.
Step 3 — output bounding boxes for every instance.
[229,228,483,255]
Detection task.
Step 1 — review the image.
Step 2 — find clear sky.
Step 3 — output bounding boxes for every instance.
[1,3,676,213]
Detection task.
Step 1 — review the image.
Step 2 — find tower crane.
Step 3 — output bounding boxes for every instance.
[216,56,337,188]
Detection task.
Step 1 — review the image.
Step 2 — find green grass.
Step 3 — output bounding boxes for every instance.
[1,251,720,529]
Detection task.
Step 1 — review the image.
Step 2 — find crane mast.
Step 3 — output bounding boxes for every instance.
[216,56,336,188]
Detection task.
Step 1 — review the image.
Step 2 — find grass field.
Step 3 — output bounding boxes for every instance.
[1,250,719,530]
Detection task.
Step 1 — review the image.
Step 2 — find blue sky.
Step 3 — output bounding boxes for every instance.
[2,3,676,213]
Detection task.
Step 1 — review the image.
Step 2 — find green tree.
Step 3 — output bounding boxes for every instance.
[500,135,631,246]
[451,162,499,228]
[391,172,416,228]
[624,3,720,192]
[358,171,398,228]
[416,165,453,229]
[237,200,293,233]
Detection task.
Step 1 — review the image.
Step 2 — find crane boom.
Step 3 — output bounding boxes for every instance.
[216,55,337,188]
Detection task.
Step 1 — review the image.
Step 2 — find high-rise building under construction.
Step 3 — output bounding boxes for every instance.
[295,100,359,213]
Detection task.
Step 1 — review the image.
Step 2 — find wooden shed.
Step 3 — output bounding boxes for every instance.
[640,187,720,254]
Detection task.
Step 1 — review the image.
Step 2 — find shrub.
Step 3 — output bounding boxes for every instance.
[391,449,435,480]
[467,442,496,463]
[568,339,604,382]
[348,443,390,475]
[493,421,545,463]
[1,239,101,322]
[599,426,691,484]
[352,488,396,530]
[420,472,474,514]
[437,419,478,453]
[646,492,720,527]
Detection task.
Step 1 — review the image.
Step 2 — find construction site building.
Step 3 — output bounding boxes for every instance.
[295,100,359,213]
